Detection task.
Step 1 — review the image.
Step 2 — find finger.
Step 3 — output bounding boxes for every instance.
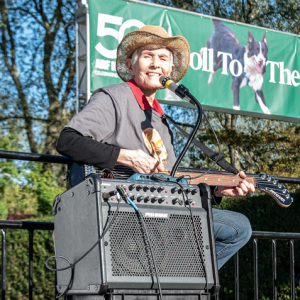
[156,162,165,172]
[239,182,249,194]
[240,179,255,193]
[152,161,165,173]
[238,171,246,179]
[236,186,246,197]
[249,183,255,193]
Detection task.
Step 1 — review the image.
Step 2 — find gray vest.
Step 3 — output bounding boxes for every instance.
[67,83,177,171]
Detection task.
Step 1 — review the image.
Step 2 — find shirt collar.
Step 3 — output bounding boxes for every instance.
[126,79,165,117]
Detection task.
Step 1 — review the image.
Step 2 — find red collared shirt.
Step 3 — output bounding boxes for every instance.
[126,79,165,117]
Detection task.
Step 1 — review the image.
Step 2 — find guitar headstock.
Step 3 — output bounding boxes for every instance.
[257,174,293,208]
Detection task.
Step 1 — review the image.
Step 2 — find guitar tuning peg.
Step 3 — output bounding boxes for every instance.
[273,179,278,185]
[260,174,266,179]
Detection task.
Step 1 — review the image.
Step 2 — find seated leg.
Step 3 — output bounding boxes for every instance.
[212,208,252,269]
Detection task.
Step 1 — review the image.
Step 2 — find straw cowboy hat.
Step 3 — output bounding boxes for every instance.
[116,25,190,83]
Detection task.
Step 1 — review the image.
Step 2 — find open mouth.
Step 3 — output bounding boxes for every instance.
[256,60,264,74]
[147,72,161,77]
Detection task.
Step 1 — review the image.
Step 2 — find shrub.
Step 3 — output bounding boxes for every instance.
[217,190,300,299]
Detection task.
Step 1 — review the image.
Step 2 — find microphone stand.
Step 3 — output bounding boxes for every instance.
[170,84,203,177]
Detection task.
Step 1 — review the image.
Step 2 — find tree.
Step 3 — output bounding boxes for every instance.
[147,0,300,33]
[0,0,76,155]
[0,0,76,214]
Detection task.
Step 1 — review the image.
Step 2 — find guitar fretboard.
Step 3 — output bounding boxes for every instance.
[107,166,256,188]
[175,171,256,187]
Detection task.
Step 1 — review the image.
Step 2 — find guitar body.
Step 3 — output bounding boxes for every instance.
[68,163,293,208]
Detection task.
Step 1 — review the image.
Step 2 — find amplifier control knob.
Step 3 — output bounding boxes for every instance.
[129,184,135,191]
[185,199,193,205]
[171,187,179,193]
[157,186,165,192]
[191,189,198,195]
[150,186,157,192]
[172,198,179,204]
[137,196,144,202]
[151,197,158,203]
[143,186,150,192]
[135,185,142,191]
[158,197,165,204]
[144,196,150,203]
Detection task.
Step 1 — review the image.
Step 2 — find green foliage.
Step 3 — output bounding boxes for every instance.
[0,129,37,219]
[0,160,66,219]
[3,216,55,300]
[145,0,300,34]
[217,190,300,299]
[25,163,66,215]
[0,124,66,218]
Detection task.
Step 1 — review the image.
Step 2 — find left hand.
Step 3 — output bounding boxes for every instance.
[214,171,255,198]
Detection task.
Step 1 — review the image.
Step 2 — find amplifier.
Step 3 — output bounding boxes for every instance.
[53,174,219,296]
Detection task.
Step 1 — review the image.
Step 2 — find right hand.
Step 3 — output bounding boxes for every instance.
[117,149,165,174]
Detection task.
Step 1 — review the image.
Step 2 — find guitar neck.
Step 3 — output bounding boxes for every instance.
[175,171,256,187]
[109,166,256,188]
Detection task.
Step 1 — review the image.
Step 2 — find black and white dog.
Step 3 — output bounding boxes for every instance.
[203,19,270,114]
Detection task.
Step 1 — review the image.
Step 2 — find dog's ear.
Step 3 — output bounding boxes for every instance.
[262,32,268,47]
[247,30,254,44]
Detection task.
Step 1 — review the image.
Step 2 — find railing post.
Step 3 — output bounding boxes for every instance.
[272,239,277,300]
[290,240,295,300]
[235,251,239,300]
[28,229,34,300]
[1,229,6,300]
[253,238,259,300]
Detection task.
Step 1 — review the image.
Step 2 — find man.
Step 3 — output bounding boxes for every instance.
[56,25,255,269]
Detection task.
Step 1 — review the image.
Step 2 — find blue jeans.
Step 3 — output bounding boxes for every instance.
[212,208,252,270]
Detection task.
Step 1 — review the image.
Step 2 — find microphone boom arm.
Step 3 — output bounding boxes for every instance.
[159,77,202,177]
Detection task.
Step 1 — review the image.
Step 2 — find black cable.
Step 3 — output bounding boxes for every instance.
[117,185,163,300]
[136,210,163,300]
[45,195,122,298]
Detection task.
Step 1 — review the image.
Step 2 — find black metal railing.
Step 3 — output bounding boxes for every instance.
[1,150,300,299]
[1,221,54,300]
[1,221,299,300]
[236,232,300,300]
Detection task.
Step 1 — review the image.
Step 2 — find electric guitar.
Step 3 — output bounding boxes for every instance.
[68,163,293,208]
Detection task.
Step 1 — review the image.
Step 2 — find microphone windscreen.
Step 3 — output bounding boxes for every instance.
[159,76,170,86]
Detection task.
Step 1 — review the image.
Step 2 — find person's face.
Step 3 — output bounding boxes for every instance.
[126,46,174,95]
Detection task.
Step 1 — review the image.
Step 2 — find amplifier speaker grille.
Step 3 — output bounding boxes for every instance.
[107,211,206,278]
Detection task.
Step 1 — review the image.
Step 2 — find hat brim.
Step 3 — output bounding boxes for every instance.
[116,31,190,83]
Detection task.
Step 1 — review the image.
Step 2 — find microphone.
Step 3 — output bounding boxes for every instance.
[159,76,195,106]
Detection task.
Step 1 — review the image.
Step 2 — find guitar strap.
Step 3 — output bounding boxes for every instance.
[165,115,239,175]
